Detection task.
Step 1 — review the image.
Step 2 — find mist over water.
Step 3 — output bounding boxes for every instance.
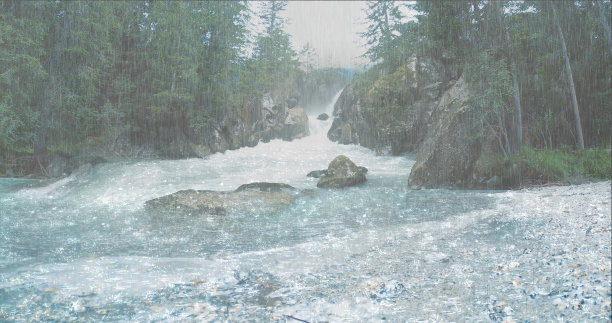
[0,91,610,321]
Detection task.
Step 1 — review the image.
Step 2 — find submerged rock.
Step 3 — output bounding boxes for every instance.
[307,170,328,178]
[308,166,367,179]
[317,155,367,188]
[145,182,298,215]
[235,182,296,193]
[317,113,329,121]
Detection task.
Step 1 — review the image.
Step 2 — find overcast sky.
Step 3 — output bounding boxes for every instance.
[281,1,370,68]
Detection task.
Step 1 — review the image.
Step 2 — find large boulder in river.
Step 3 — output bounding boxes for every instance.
[282,106,309,141]
[145,182,298,215]
[317,155,367,188]
[317,113,329,121]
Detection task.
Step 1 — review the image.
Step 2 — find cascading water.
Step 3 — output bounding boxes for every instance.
[0,90,610,322]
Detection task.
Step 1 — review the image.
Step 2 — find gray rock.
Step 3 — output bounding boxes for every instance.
[307,170,328,178]
[408,77,483,189]
[339,123,353,145]
[282,106,310,141]
[317,113,329,121]
[326,64,438,155]
[317,155,367,188]
[287,97,298,109]
[145,182,298,215]
[235,182,296,193]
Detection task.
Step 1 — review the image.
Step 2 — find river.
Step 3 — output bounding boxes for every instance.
[0,91,610,322]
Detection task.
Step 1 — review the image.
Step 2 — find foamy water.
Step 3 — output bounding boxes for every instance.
[1,90,610,321]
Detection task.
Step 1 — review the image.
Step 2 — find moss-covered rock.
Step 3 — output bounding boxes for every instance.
[317,155,367,188]
[145,182,298,215]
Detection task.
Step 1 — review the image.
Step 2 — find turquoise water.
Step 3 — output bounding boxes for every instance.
[1,92,610,321]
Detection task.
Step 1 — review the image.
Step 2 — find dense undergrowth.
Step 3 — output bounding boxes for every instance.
[477,147,611,188]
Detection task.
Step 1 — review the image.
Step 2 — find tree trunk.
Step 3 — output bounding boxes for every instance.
[509,58,522,152]
[551,3,585,150]
[502,6,522,153]
[596,1,612,56]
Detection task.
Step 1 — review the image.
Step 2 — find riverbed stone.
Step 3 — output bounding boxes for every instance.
[308,166,367,179]
[317,113,329,120]
[145,182,298,215]
[317,155,367,188]
[235,182,296,193]
[307,170,328,178]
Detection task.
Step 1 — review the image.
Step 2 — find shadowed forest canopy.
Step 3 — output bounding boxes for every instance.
[358,0,611,152]
[0,0,610,177]
[0,0,311,161]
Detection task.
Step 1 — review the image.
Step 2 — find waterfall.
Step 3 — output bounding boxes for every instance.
[306,88,342,138]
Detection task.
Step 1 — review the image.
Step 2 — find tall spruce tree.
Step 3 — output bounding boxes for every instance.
[252,0,298,92]
[361,1,402,68]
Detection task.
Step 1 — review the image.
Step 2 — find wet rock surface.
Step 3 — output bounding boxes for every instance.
[145,182,298,215]
[327,58,448,155]
[2,169,609,322]
[316,113,329,121]
[282,107,310,141]
[408,76,483,189]
[307,170,328,178]
[317,155,367,188]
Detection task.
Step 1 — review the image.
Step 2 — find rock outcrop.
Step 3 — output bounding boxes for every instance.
[317,113,329,121]
[282,106,309,140]
[317,155,367,188]
[326,57,491,189]
[407,77,483,189]
[328,58,450,155]
[145,182,298,215]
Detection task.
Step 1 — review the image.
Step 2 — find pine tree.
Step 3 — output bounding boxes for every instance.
[361,1,402,68]
[253,0,298,91]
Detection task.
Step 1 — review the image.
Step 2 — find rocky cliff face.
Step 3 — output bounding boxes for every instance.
[407,77,484,189]
[25,85,316,178]
[175,70,346,159]
[329,58,486,189]
[187,91,310,158]
[328,58,453,155]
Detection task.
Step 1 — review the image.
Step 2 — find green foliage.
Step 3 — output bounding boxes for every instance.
[359,0,610,157]
[412,1,474,66]
[479,147,611,187]
[366,64,415,107]
[573,149,612,180]
[0,0,307,163]
[361,1,402,67]
[0,102,34,154]
[252,1,299,93]
[465,50,515,155]
[363,64,415,125]
[345,62,418,142]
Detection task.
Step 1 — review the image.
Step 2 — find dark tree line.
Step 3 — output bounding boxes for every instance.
[0,1,300,160]
[361,0,611,153]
